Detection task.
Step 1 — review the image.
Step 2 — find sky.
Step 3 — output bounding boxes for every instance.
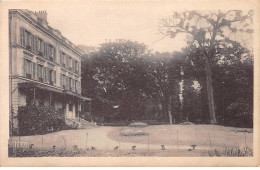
[25,1,254,53]
[37,1,189,53]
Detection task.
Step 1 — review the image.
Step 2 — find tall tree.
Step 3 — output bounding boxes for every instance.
[160,10,253,124]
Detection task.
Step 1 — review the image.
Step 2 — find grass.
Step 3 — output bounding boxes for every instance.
[208,147,253,157]
[9,147,210,157]
[11,124,253,157]
[108,125,253,149]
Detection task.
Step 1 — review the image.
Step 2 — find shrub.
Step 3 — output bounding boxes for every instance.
[120,129,149,136]
[225,98,253,128]
[129,122,148,127]
[208,147,253,157]
[18,105,67,136]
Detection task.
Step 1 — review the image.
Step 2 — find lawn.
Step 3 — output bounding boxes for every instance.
[9,124,253,157]
[107,124,253,149]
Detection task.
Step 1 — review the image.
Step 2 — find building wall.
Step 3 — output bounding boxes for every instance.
[10,10,82,95]
[9,10,85,132]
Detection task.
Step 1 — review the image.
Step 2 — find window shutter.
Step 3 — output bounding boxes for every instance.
[20,28,25,47]
[37,64,40,80]
[60,51,62,64]
[60,73,63,88]
[53,48,56,62]
[53,71,56,85]
[32,63,36,79]
[72,79,74,92]
[43,67,46,82]
[66,55,69,68]
[66,76,69,90]
[78,81,81,94]
[29,34,32,47]
[46,68,49,83]
[24,58,26,76]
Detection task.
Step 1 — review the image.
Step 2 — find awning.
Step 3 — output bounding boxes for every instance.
[64,90,91,101]
[19,82,91,101]
[18,82,63,94]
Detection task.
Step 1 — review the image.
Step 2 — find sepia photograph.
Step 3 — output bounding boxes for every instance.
[1,0,260,167]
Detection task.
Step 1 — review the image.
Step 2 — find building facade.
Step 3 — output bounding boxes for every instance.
[9,9,90,132]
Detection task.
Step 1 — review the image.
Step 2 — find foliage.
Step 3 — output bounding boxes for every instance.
[120,128,149,136]
[129,122,148,127]
[225,98,253,128]
[17,105,67,136]
[160,10,253,124]
[80,20,253,127]
[208,147,253,157]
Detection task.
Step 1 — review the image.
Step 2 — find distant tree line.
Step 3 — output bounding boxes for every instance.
[80,10,253,128]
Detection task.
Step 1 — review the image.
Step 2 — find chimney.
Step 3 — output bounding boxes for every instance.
[35,10,48,23]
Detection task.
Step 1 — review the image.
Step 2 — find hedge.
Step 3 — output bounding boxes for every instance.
[18,105,67,136]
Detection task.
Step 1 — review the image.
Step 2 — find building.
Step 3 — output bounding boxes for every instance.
[9,9,91,133]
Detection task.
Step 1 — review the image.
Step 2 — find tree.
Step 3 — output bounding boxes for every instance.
[160,10,253,124]
[81,40,153,121]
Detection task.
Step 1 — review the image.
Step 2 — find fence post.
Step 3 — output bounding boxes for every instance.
[41,135,44,149]
[86,132,88,149]
[177,130,179,151]
[62,135,66,150]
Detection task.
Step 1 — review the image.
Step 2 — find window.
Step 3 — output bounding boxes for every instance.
[66,55,69,68]
[66,75,69,90]
[49,69,56,85]
[75,60,78,74]
[43,67,49,84]
[24,30,31,49]
[69,77,72,91]
[38,64,44,82]
[69,56,72,69]
[20,28,25,47]
[24,59,32,79]
[49,45,56,62]
[32,63,37,80]
[60,51,65,66]
[72,79,75,92]
[75,80,78,93]
[37,38,44,56]
[61,74,67,89]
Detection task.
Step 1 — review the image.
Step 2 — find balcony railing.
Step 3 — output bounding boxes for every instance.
[38,51,43,56]
[26,45,31,51]
[39,77,43,82]
[26,73,32,79]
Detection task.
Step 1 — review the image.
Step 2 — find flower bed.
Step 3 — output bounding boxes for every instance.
[120,129,149,136]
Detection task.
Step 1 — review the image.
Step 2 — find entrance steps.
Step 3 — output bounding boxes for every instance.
[65,117,97,129]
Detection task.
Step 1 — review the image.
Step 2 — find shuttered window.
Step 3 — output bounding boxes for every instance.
[53,70,56,85]
[75,80,78,93]
[24,59,32,79]
[66,76,69,90]
[60,73,63,88]
[32,63,37,80]
[20,28,25,47]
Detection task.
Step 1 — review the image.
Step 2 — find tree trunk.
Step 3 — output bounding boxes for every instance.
[168,96,172,124]
[205,57,217,124]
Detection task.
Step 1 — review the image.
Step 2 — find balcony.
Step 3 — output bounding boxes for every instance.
[26,45,31,51]
[38,51,43,57]
[38,77,43,83]
[26,73,32,79]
